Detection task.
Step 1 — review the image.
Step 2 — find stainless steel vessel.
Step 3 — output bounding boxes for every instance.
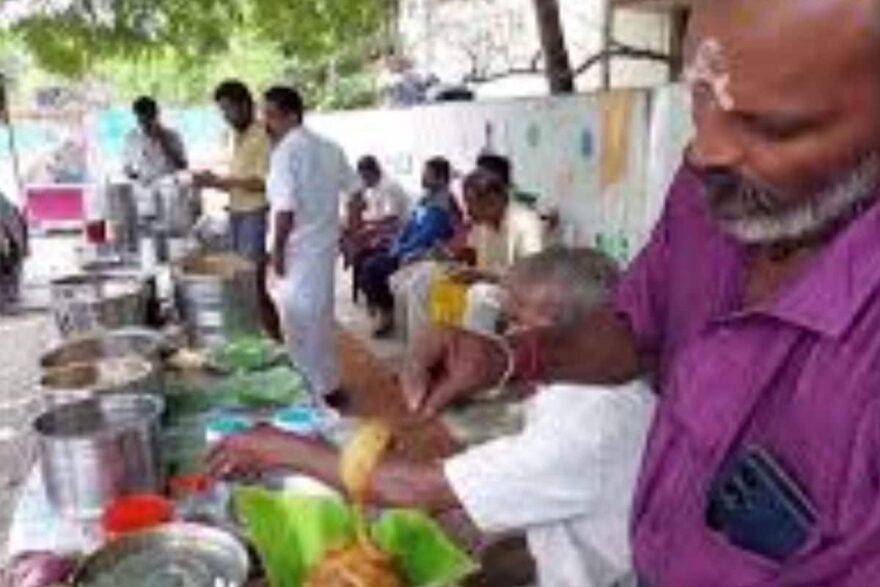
[104,181,139,259]
[40,327,166,370]
[74,523,250,587]
[33,394,164,519]
[40,356,161,406]
[174,254,260,348]
[50,273,149,338]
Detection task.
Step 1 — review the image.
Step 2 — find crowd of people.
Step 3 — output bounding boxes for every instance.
[125,1,880,583]
[125,80,558,409]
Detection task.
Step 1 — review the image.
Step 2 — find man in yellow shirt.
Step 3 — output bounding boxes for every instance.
[195,79,279,338]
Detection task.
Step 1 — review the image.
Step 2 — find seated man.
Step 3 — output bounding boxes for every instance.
[208,247,656,587]
[395,167,546,341]
[342,156,411,301]
[359,157,455,337]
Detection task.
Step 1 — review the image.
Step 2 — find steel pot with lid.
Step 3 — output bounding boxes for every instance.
[33,393,164,519]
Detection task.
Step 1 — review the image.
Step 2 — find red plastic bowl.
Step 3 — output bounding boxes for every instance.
[102,494,174,536]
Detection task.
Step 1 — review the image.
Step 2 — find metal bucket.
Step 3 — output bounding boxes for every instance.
[40,328,165,370]
[174,254,260,348]
[50,273,148,339]
[33,394,164,520]
[104,181,139,258]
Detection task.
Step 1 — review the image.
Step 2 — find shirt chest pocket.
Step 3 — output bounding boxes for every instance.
[665,323,807,460]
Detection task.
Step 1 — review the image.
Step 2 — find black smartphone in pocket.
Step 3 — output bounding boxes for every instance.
[706,446,816,562]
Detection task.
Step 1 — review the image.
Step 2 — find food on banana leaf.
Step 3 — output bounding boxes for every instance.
[304,542,403,587]
[210,336,285,373]
[303,421,405,586]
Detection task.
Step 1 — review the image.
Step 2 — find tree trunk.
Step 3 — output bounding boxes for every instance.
[531,0,575,94]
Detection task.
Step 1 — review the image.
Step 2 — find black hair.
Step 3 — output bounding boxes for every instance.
[357,155,381,175]
[476,153,512,186]
[132,96,158,119]
[263,86,304,120]
[425,156,452,183]
[214,79,254,107]
[463,168,509,203]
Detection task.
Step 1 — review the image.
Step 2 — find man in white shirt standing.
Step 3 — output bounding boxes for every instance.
[263,86,359,410]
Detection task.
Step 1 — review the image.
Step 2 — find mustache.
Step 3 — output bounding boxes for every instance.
[685,152,880,244]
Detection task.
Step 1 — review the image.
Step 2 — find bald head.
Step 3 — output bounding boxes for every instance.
[685,0,880,245]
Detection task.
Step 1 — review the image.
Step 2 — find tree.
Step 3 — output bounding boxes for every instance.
[530,0,574,94]
[3,0,392,108]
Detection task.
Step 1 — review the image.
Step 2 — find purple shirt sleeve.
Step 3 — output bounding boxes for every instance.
[613,185,674,362]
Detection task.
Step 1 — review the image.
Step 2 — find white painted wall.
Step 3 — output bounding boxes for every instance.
[398,0,671,96]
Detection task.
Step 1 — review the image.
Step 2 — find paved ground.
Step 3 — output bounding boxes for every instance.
[0,312,56,557]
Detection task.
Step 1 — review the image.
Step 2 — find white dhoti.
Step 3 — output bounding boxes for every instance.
[392,261,508,342]
[270,247,338,400]
[390,260,438,344]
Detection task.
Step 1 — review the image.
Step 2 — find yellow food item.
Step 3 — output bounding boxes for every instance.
[340,420,394,506]
[304,543,404,587]
[304,420,405,587]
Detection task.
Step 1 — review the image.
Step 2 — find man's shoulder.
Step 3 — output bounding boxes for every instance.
[508,200,542,222]
[124,128,144,143]
[534,381,656,417]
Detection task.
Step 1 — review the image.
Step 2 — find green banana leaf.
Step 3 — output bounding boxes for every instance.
[235,489,354,587]
[210,335,287,373]
[234,488,478,587]
[216,366,308,409]
[372,510,479,587]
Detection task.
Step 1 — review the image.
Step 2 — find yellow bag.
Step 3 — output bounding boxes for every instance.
[428,272,467,327]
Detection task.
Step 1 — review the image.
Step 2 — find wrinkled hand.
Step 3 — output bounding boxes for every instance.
[205,426,320,480]
[402,327,508,417]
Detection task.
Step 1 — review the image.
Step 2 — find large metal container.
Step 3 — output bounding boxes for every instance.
[50,273,149,339]
[40,356,161,406]
[74,523,250,587]
[40,328,166,370]
[33,394,164,519]
[104,181,139,259]
[174,253,260,348]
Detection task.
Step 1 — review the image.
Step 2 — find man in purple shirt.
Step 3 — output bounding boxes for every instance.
[404,0,880,584]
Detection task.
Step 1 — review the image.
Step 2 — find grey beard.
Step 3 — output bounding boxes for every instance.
[706,153,880,246]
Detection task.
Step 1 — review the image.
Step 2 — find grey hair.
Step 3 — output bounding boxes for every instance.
[507,246,620,327]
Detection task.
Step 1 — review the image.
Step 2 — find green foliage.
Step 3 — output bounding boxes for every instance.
[5,0,391,109]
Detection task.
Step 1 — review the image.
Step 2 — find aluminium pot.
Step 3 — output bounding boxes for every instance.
[33,393,164,519]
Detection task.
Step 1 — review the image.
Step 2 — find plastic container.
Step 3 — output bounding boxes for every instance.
[428,272,468,326]
[271,406,321,437]
[101,494,174,536]
[205,414,254,446]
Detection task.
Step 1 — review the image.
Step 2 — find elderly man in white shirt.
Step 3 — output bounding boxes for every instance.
[208,247,655,587]
[263,86,359,409]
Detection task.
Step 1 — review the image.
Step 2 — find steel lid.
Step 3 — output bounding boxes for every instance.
[75,523,250,587]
